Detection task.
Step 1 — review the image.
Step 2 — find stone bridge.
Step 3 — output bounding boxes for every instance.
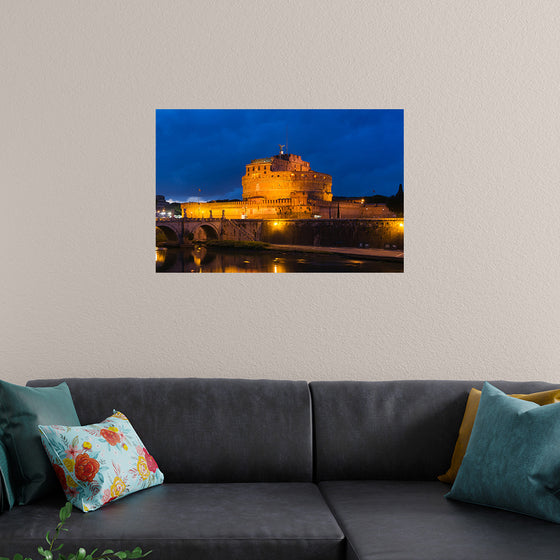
[156,217,262,245]
[156,217,404,250]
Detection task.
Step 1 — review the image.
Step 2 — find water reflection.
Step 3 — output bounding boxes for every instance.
[156,246,403,273]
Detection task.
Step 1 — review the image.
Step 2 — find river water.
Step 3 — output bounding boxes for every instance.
[156,246,403,273]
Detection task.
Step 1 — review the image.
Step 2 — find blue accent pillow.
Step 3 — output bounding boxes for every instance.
[39,411,164,512]
[446,382,560,523]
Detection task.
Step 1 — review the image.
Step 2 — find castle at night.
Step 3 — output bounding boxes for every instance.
[181,147,394,220]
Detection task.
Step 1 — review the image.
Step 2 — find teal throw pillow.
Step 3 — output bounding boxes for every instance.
[0,439,15,511]
[446,382,560,523]
[0,380,80,504]
[39,411,164,512]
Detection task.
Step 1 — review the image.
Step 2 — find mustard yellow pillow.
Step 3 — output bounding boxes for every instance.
[438,387,560,484]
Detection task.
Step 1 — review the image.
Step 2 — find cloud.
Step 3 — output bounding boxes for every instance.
[156,109,403,200]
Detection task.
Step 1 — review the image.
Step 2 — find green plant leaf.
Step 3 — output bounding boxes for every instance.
[64,502,73,519]
[16,499,149,560]
[59,502,72,522]
[39,549,53,560]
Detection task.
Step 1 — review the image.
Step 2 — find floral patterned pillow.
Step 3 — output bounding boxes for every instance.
[38,411,164,512]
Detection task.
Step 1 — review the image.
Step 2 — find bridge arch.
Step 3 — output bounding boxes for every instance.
[156,225,180,246]
[193,223,220,242]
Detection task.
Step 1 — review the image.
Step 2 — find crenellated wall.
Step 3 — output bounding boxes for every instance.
[181,197,393,220]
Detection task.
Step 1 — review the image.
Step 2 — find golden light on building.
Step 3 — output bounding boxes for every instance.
[181,147,396,220]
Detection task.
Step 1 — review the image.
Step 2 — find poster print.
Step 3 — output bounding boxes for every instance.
[156,109,403,273]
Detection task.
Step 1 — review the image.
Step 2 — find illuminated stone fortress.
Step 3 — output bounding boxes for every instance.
[181,146,394,220]
[243,150,332,202]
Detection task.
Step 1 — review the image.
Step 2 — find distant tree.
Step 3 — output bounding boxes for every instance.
[166,202,183,217]
[386,184,403,217]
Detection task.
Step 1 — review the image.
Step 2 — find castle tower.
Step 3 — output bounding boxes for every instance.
[242,151,332,202]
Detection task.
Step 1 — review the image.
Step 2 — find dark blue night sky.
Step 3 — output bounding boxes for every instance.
[156,109,403,201]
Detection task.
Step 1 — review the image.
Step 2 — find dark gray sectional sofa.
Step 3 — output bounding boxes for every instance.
[2,377,560,560]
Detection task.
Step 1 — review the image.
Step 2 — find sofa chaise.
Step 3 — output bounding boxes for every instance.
[1,377,560,560]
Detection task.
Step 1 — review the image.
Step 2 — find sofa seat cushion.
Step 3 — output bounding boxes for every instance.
[319,481,560,560]
[0,483,344,560]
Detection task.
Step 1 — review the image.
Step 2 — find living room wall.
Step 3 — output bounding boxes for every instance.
[3,2,559,384]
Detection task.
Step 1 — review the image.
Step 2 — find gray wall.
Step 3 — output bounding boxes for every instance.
[3,1,560,384]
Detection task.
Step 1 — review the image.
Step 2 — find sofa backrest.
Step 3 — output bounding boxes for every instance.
[27,378,313,483]
[310,380,560,481]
